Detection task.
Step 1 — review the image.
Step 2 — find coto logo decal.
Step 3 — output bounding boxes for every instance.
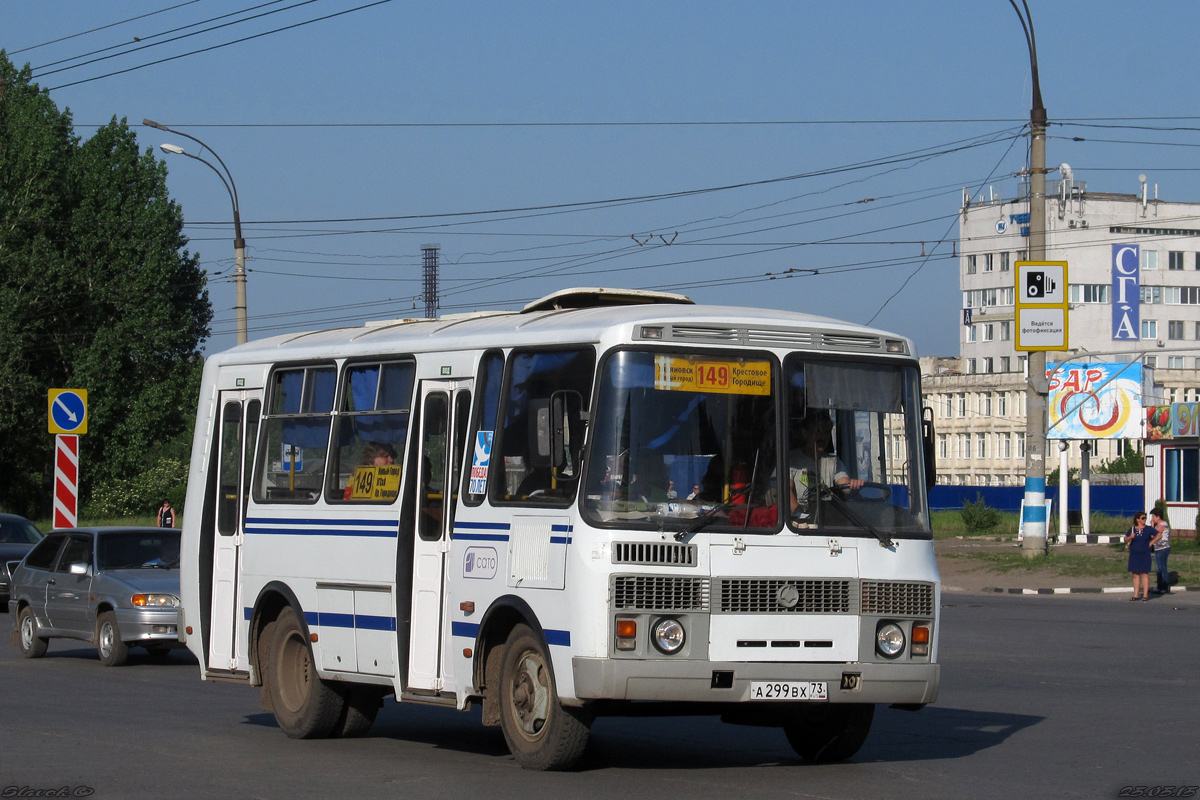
[463,546,498,579]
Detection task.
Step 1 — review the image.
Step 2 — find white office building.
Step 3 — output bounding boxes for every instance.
[925,171,1199,485]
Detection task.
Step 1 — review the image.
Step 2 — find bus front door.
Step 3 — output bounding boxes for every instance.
[208,392,261,673]
[407,380,471,692]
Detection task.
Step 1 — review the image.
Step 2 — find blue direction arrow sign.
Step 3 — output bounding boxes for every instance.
[48,389,88,434]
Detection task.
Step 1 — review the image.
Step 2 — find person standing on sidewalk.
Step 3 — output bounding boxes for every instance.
[1124,512,1159,601]
[156,499,175,529]
[1149,508,1172,595]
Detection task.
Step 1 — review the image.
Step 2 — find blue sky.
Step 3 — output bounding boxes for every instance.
[6,1,1200,355]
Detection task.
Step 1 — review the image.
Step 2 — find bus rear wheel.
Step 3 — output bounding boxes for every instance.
[265,606,345,738]
[498,624,591,771]
[782,703,874,763]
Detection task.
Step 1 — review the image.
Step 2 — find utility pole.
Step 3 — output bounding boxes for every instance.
[1011,1,1050,556]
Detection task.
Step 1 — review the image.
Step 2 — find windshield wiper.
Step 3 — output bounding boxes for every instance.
[819,486,894,548]
[673,487,749,542]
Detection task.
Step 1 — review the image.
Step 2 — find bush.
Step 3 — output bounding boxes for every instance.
[82,458,188,519]
[961,493,1003,533]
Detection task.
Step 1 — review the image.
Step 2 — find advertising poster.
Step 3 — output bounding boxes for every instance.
[1047,362,1145,439]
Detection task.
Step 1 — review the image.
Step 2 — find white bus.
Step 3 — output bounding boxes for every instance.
[180,287,940,770]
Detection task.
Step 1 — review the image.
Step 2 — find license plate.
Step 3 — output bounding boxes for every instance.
[748,681,828,700]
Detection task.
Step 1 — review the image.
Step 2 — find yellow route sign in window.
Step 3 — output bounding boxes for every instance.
[654,356,771,395]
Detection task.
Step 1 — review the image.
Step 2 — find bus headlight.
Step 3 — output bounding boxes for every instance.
[651,618,685,655]
[875,622,905,659]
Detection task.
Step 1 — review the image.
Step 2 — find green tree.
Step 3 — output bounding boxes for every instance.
[0,54,211,517]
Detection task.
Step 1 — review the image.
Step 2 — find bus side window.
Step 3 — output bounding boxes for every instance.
[326,359,415,504]
[255,365,336,503]
[463,350,503,506]
[493,347,594,505]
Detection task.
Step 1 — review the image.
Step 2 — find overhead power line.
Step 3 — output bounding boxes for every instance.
[8,0,202,55]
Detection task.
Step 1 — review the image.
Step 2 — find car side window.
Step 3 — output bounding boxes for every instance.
[55,535,92,572]
[23,535,66,570]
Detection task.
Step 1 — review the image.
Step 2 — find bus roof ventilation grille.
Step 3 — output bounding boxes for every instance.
[820,333,885,352]
[612,542,697,567]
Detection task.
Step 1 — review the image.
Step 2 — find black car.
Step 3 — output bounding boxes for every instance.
[0,513,43,606]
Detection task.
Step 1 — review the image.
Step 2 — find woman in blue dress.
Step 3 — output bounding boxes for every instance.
[1124,512,1161,601]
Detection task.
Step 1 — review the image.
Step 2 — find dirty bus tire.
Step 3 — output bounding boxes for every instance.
[97,611,130,667]
[334,686,383,738]
[498,623,592,771]
[17,606,48,658]
[783,703,875,763]
[266,606,345,738]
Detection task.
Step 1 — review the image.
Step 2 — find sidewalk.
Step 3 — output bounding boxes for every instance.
[934,537,1199,595]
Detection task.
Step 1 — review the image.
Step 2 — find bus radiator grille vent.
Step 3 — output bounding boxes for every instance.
[612,542,697,567]
[860,581,935,616]
[612,575,710,611]
[717,579,853,614]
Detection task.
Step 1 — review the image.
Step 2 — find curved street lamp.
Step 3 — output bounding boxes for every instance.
[144,119,248,345]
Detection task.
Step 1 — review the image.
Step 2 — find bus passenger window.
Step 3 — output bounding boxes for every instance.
[327,360,415,503]
[255,365,336,503]
[493,348,594,505]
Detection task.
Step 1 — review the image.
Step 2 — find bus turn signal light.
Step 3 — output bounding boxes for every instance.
[616,619,637,651]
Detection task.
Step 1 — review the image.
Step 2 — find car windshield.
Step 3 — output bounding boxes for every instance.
[96,530,181,570]
[0,518,42,545]
[581,349,930,539]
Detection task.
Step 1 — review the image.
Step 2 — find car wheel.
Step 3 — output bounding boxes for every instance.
[17,606,49,659]
[498,623,592,771]
[264,606,344,738]
[97,611,130,667]
[782,703,875,763]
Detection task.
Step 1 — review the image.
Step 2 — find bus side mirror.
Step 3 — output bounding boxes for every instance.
[551,391,583,477]
[922,406,936,492]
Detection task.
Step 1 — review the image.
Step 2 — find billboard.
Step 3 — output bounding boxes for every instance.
[1047,362,1146,439]
[1145,403,1200,440]
[1112,244,1140,340]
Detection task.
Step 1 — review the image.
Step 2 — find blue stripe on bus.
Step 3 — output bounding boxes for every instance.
[454,521,512,531]
[451,620,570,647]
[246,527,397,538]
[247,517,397,527]
[454,532,510,541]
[280,609,397,632]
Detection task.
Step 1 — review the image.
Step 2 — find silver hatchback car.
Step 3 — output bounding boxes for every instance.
[8,527,182,666]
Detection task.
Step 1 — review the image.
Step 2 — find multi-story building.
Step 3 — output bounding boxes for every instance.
[924,171,1200,485]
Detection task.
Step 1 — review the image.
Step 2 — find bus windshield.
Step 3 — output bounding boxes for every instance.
[581,350,929,538]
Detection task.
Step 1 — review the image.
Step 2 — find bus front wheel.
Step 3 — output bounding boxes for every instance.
[498,624,592,770]
[265,606,345,738]
[782,703,874,763]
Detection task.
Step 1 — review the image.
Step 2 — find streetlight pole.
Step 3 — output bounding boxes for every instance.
[1009,1,1050,556]
[143,119,248,345]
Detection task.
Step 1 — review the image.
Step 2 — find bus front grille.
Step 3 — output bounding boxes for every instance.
[860,580,935,616]
[717,578,853,614]
[612,576,710,611]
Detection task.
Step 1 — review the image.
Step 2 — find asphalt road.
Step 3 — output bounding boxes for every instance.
[2,594,1197,800]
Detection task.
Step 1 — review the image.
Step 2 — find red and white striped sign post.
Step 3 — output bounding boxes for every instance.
[48,389,88,529]
[54,434,80,528]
